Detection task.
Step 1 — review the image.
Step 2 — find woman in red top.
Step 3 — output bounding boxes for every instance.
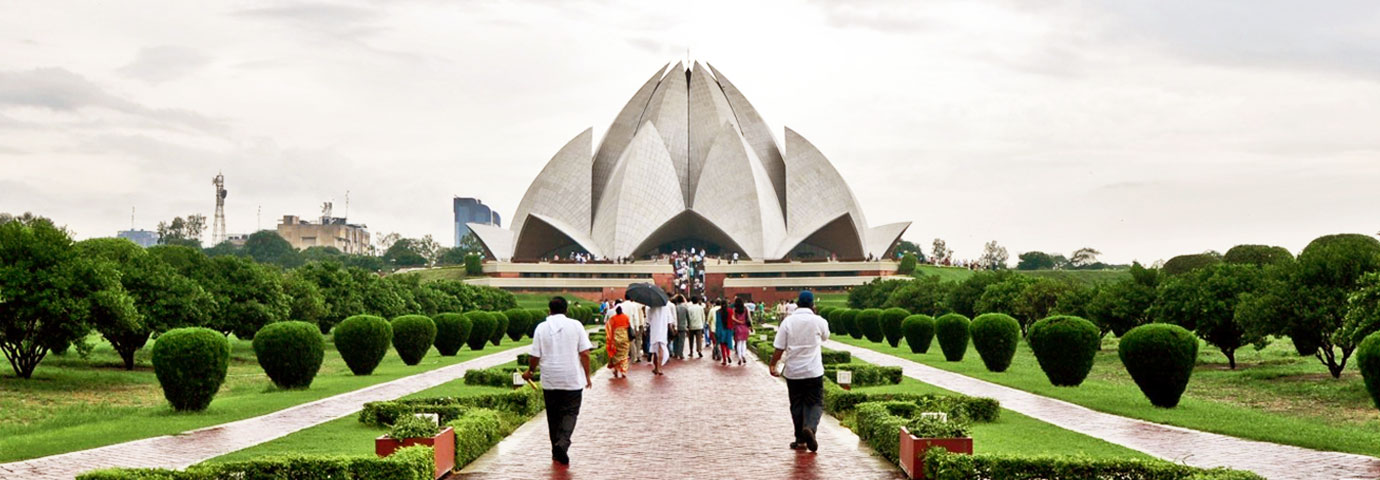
[605,305,632,378]
[730,298,752,366]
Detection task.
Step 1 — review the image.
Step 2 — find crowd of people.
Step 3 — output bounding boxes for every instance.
[598,293,771,373]
[668,248,707,300]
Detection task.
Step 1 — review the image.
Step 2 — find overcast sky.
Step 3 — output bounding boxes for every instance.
[2,0,1378,265]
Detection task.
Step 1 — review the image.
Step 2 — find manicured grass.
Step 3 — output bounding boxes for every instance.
[410,266,470,283]
[513,293,602,310]
[0,334,529,462]
[909,265,1131,285]
[848,378,1151,459]
[834,335,1380,457]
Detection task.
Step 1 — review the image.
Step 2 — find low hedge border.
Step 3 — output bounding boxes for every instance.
[358,388,545,427]
[447,407,517,469]
[923,449,1266,480]
[77,445,434,480]
[748,338,850,365]
[464,366,540,388]
[823,364,903,387]
[824,381,1000,423]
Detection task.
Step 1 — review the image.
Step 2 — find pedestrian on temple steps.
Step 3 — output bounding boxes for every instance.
[769,290,830,452]
[524,296,593,465]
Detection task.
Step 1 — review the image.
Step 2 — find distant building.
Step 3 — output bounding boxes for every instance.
[276,215,371,254]
[226,233,250,247]
[453,197,501,247]
[117,229,159,247]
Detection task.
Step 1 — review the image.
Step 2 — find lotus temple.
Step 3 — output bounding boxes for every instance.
[465,61,911,302]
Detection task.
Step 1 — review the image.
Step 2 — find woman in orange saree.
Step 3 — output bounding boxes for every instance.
[605,306,632,378]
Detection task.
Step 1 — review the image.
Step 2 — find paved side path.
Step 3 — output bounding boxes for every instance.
[0,348,521,480]
[455,352,903,480]
[828,341,1380,480]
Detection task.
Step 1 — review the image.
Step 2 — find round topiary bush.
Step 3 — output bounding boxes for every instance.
[1119,323,1198,407]
[970,313,1020,372]
[504,308,529,341]
[527,308,545,336]
[818,306,836,321]
[489,312,508,346]
[431,313,471,356]
[391,315,437,366]
[466,311,496,351]
[857,308,885,343]
[881,307,910,348]
[252,321,325,389]
[334,315,393,375]
[151,327,230,411]
[898,253,918,274]
[1355,331,1380,411]
[839,309,862,339]
[1027,315,1101,386]
[902,314,935,354]
[934,313,971,361]
[826,308,846,334]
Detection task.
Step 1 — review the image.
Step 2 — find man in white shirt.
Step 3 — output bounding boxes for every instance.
[622,298,645,363]
[769,290,830,453]
[523,297,593,465]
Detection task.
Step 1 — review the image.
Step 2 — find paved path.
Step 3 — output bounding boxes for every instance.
[828,341,1380,480]
[455,351,903,480]
[0,348,522,480]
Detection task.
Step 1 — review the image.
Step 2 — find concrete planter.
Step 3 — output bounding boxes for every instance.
[376,426,455,479]
[898,426,972,480]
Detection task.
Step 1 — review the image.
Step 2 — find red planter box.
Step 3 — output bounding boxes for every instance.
[898,426,972,480]
[376,426,455,479]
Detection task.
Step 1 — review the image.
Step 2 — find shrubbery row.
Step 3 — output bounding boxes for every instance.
[77,445,435,480]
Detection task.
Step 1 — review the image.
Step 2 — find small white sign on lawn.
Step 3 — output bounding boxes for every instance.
[836,370,852,386]
[921,412,949,422]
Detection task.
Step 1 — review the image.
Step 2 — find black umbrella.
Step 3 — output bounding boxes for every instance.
[625,282,669,307]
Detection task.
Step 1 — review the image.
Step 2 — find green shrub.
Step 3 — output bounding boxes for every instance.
[151,327,230,411]
[857,308,885,343]
[1353,331,1380,410]
[489,312,508,346]
[1028,315,1101,386]
[431,313,471,356]
[334,315,393,375]
[1118,323,1198,407]
[826,308,846,334]
[880,307,909,347]
[390,315,436,366]
[934,313,971,361]
[77,445,436,480]
[387,414,440,439]
[527,308,545,336]
[822,348,851,365]
[464,254,483,275]
[854,401,912,463]
[818,306,836,321]
[466,311,495,351]
[464,366,539,387]
[970,313,1020,372]
[902,314,935,353]
[907,415,970,438]
[503,308,529,341]
[252,321,324,389]
[823,382,1000,423]
[823,364,903,386]
[898,253,918,274]
[839,309,862,339]
[448,408,506,468]
[358,388,545,427]
[923,450,1266,480]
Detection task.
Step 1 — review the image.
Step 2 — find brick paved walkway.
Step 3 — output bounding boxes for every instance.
[828,341,1380,480]
[455,352,903,480]
[0,348,522,480]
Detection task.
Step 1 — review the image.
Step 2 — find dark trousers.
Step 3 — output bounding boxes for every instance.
[687,329,703,355]
[786,376,824,443]
[543,389,583,458]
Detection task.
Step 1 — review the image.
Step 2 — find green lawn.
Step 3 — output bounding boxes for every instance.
[409,266,470,283]
[834,335,1380,457]
[513,293,604,310]
[0,334,529,462]
[847,378,1151,459]
[910,265,1131,285]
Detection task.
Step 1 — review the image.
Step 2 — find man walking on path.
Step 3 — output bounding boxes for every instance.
[523,297,593,465]
[769,290,829,452]
[686,296,706,358]
[673,295,690,360]
[647,299,674,375]
[623,298,644,363]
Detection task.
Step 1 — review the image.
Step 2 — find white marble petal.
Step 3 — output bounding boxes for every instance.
[510,128,593,238]
[866,222,911,259]
[692,121,786,259]
[708,63,787,213]
[783,127,869,245]
[591,121,686,258]
[686,61,739,205]
[467,222,514,261]
[591,64,666,213]
[643,61,690,204]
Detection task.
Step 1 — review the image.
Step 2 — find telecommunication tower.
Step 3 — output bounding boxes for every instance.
[212,172,228,244]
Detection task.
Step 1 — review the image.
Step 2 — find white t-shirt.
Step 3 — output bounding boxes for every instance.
[772,308,830,380]
[529,314,593,391]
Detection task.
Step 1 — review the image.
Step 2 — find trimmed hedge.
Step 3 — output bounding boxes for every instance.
[390,315,437,366]
[857,308,885,343]
[151,327,230,412]
[1119,323,1198,407]
[466,311,496,351]
[881,307,909,347]
[489,312,508,346]
[824,363,902,386]
[934,313,971,362]
[826,308,846,335]
[839,309,862,339]
[823,381,1000,423]
[527,308,545,336]
[77,445,435,480]
[902,314,935,354]
[252,321,325,389]
[970,313,1020,373]
[503,308,529,341]
[464,366,539,388]
[818,306,837,322]
[823,348,852,365]
[334,315,393,375]
[358,388,545,427]
[855,401,913,463]
[923,450,1265,480]
[448,408,508,469]
[1360,331,1380,410]
[1028,315,1101,387]
[431,313,471,356]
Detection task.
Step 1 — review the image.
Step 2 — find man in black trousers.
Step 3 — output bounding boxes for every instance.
[523,296,593,465]
[769,290,830,452]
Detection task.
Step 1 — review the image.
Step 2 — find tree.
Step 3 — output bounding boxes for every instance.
[301,246,343,263]
[975,275,1036,330]
[243,230,302,268]
[947,270,1011,317]
[416,235,441,265]
[375,232,401,255]
[282,271,328,325]
[75,238,214,370]
[204,255,290,339]
[1016,251,1056,270]
[931,238,952,264]
[1151,263,1263,369]
[979,241,1008,270]
[1070,248,1101,268]
[383,238,428,268]
[882,276,951,316]
[847,278,908,309]
[894,240,925,261]
[0,214,128,378]
[1086,262,1159,337]
[156,214,207,247]
[435,247,468,266]
[203,241,241,257]
[1162,252,1222,276]
[1014,278,1076,332]
[1223,244,1293,267]
[293,261,366,333]
[1343,272,1380,346]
